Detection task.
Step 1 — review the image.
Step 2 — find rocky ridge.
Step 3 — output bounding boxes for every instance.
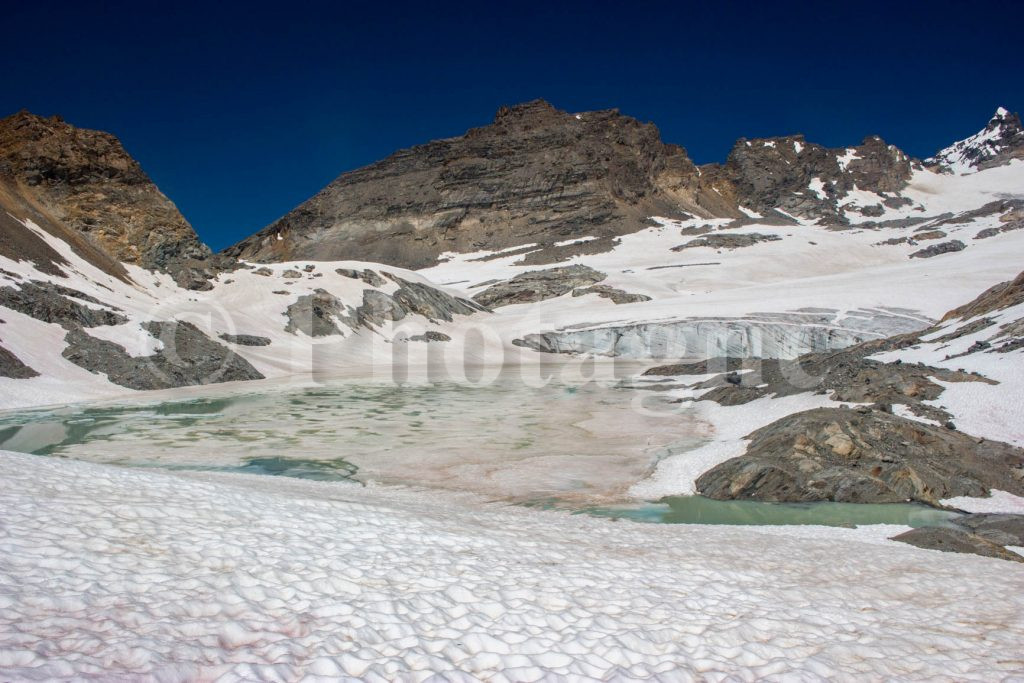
[0,111,217,288]
[227,100,940,268]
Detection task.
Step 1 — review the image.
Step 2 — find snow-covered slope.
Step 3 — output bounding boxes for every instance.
[0,216,487,409]
[420,152,1024,360]
[2,448,1022,680]
[928,107,1024,174]
[3,112,1024,409]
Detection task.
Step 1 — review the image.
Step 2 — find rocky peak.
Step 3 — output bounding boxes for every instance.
[226,100,719,269]
[491,99,565,128]
[712,133,911,221]
[0,110,212,285]
[928,107,1024,174]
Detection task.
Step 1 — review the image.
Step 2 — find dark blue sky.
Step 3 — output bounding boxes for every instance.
[5,1,1021,250]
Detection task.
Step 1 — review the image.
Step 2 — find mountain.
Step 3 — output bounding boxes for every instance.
[1,104,1022,412]
[0,110,215,288]
[928,108,1024,174]
[227,99,925,268]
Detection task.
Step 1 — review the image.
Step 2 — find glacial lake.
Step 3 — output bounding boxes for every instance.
[0,372,959,528]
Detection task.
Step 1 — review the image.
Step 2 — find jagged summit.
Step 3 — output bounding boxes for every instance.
[227,100,930,268]
[0,110,217,287]
[928,107,1024,174]
[226,100,729,269]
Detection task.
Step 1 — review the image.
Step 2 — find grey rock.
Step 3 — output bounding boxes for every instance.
[0,341,38,378]
[976,218,1024,240]
[952,513,1024,546]
[694,407,1024,505]
[351,289,406,327]
[571,284,651,304]
[390,276,486,321]
[671,233,781,251]
[891,527,1024,563]
[909,240,966,259]
[473,265,606,308]
[284,289,345,337]
[0,281,127,329]
[61,321,264,390]
[281,269,302,279]
[219,333,271,347]
[336,268,387,287]
[404,331,452,342]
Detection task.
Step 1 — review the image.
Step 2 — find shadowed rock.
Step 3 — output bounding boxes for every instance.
[62,321,264,390]
[219,333,271,347]
[909,240,966,259]
[0,281,127,329]
[891,527,1024,563]
[473,265,606,307]
[0,341,38,378]
[671,232,781,251]
[571,284,651,304]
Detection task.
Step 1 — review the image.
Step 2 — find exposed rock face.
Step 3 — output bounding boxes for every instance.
[387,274,486,321]
[285,279,483,337]
[472,265,606,307]
[891,527,1024,563]
[0,111,212,287]
[62,322,264,390]
[694,407,1024,505]
[284,289,346,337]
[570,284,651,304]
[0,281,127,329]
[671,232,781,251]
[928,108,1024,173]
[909,240,966,259]
[0,341,38,378]
[0,177,129,281]
[225,100,731,269]
[336,268,387,287]
[219,333,271,347]
[694,134,912,223]
[403,331,451,343]
[226,100,924,268]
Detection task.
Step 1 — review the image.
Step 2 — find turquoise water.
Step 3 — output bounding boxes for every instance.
[582,496,960,528]
[0,379,961,528]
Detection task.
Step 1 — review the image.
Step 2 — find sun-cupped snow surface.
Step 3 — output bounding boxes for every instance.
[2,450,1023,682]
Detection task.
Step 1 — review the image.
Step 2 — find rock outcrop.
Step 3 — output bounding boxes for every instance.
[694,407,1024,505]
[62,321,264,390]
[472,264,606,307]
[701,134,912,223]
[0,111,214,288]
[0,340,38,378]
[0,280,127,329]
[891,526,1024,563]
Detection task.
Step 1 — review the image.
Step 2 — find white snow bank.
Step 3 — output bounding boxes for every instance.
[1,450,1022,680]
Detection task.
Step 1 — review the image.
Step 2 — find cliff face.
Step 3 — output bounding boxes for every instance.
[227,99,923,268]
[226,100,734,269]
[0,111,211,284]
